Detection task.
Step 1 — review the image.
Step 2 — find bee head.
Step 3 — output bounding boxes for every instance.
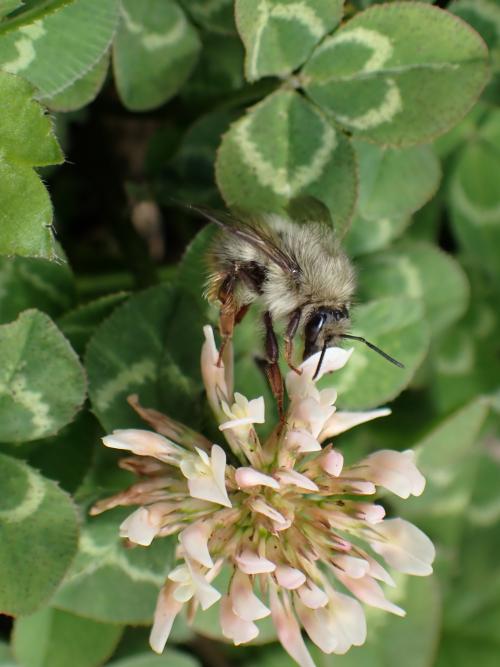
[303,306,350,360]
[303,306,405,378]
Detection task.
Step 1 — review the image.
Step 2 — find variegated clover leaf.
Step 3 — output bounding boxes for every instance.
[0,309,86,443]
[302,3,489,146]
[0,453,79,615]
[236,0,344,81]
[216,89,357,231]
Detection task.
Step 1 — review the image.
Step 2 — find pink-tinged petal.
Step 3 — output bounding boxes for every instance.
[369,518,435,576]
[354,502,386,524]
[297,581,329,609]
[338,573,405,617]
[320,408,391,441]
[343,480,376,495]
[363,554,396,587]
[235,467,280,490]
[319,449,344,476]
[333,555,370,579]
[275,470,319,492]
[285,429,321,453]
[120,507,160,546]
[249,498,288,526]
[201,325,229,412]
[149,582,184,653]
[179,522,213,568]
[300,347,353,382]
[220,596,259,645]
[327,590,366,654]
[103,429,179,459]
[236,550,276,574]
[356,449,425,499]
[275,565,307,590]
[270,588,317,667]
[295,600,337,654]
[230,570,270,621]
[190,567,221,610]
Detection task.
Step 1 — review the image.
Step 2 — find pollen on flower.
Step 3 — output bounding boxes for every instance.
[93,326,435,667]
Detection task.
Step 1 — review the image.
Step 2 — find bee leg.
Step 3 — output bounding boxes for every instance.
[217,271,239,367]
[263,311,284,420]
[284,308,302,375]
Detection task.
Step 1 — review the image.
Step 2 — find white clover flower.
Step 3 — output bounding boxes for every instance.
[94,326,435,667]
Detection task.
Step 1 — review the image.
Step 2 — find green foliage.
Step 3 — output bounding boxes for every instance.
[354,142,441,221]
[85,285,178,432]
[0,453,79,615]
[0,255,75,324]
[216,90,357,230]
[12,608,123,667]
[113,0,200,111]
[0,1,498,666]
[236,0,344,81]
[303,3,489,145]
[0,0,120,103]
[332,297,430,409]
[52,509,174,624]
[0,309,86,442]
[0,70,63,259]
[356,242,469,337]
[447,108,500,278]
[392,398,490,553]
[107,649,200,667]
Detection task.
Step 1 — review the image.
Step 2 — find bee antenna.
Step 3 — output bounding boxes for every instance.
[340,334,405,369]
[312,341,328,380]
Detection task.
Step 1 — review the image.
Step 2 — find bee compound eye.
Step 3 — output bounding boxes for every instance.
[333,308,348,321]
[305,312,326,340]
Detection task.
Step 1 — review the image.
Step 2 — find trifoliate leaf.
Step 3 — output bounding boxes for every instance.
[216,90,357,231]
[303,3,489,145]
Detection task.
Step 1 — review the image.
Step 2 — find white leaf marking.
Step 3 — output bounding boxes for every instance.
[95,359,156,410]
[235,100,337,197]
[247,1,326,79]
[2,21,46,73]
[313,27,403,130]
[451,177,500,226]
[0,465,45,523]
[121,5,187,52]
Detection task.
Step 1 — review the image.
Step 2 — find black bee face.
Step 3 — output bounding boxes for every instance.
[303,306,350,360]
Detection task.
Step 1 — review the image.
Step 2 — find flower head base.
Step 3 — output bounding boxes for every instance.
[93,326,434,667]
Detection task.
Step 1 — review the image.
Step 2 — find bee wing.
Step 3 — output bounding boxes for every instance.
[187,204,301,277]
